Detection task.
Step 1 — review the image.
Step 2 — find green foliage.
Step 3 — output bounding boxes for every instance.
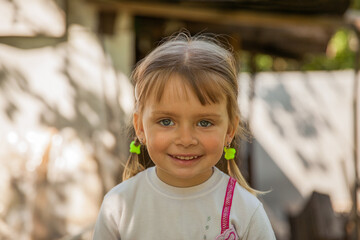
[352,0,360,9]
[239,28,357,72]
[302,29,356,71]
[255,54,273,71]
[238,52,274,72]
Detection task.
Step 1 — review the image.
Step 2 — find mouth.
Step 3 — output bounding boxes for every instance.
[169,154,202,161]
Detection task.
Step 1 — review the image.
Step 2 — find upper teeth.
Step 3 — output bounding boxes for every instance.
[174,155,199,160]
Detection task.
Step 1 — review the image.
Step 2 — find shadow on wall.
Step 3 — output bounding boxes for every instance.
[0,31,130,240]
[261,81,328,172]
[254,140,304,240]
[250,70,354,240]
[0,0,135,239]
[254,140,304,214]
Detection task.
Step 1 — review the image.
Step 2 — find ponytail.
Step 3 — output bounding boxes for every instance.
[220,135,263,196]
[227,159,262,196]
[122,127,154,181]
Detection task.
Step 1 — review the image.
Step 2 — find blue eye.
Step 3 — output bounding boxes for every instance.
[198,120,212,127]
[159,119,174,126]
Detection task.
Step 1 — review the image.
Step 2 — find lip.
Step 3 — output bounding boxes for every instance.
[168,154,203,165]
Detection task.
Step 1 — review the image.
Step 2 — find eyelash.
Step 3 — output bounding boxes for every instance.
[159,119,174,126]
[158,119,213,127]
[197,120,213,127]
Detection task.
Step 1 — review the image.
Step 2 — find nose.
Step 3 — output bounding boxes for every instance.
[175,125,198,147]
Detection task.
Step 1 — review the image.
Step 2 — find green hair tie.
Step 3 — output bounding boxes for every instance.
[130,141,141,155]
[224,146,236,160]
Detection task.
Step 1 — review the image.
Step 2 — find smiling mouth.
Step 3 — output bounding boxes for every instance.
[169,155,202,160]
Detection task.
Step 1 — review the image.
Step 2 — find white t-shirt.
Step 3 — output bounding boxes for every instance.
[93,167,276,240]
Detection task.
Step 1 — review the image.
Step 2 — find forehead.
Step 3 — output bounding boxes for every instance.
[146,73,225,106]
[145,77,228,117]
[158,74,191,102]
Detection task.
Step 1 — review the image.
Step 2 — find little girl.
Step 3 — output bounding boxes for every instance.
[93,33,276,239]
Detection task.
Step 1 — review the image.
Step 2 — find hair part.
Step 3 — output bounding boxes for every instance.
[123,32,258,195]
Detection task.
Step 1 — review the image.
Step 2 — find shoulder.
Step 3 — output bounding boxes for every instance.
[233,183,261,212]
[102,168,149,205]
[216,170,261,214]
[216,171,262,218]
[93,170,150,240]
[232,182,264,222]
[231,183,275,238]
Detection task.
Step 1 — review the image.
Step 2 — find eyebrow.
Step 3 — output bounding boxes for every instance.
[151,110,222,118]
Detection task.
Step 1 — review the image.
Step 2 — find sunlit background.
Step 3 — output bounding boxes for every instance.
[0,0,359,239]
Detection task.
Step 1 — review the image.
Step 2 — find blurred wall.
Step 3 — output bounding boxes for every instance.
[239,70,355,239]
[0,0,134,239]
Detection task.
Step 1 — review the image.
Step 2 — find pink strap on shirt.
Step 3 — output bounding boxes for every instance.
[220,177,237,234]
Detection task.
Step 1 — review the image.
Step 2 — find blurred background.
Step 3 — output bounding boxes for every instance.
[0,0,360,239]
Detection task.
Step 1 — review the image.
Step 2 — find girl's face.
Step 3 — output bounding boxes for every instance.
[134,75,238,187]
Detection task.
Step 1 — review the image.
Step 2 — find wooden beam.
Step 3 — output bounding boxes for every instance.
[87,0,345,30]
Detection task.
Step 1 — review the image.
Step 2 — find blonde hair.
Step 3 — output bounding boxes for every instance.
[123,33,259,195]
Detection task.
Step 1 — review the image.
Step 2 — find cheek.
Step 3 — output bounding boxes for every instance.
[145,130,171,153]
[201,135,225,155]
